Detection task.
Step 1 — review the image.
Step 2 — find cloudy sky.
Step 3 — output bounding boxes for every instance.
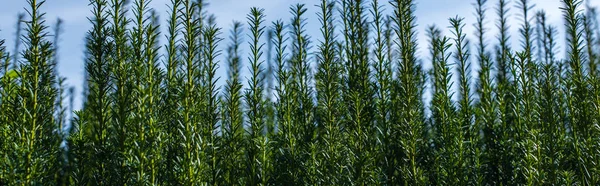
[1,0,599,110]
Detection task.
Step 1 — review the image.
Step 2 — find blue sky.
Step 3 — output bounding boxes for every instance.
[1,0,599,110]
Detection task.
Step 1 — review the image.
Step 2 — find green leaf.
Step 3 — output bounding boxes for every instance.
[3,69,18,79]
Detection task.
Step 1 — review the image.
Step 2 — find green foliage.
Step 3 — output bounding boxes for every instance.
[371,1,395,184]
[390,0,427,184]
[244,7,270,185]
[1,0,600,185]
[562,0,599,184]
[160,0,181,183]
[315,0,344,184]
[221,21,244,185]
[473,1,496,185]
[472,1,492,185]
[2,0,62,184]
[201,18,222,185]
[272,19,295,184]
[341,0,376,184]
[0,32,10,185]
[68,0,111,184]
[428,25,456,185]
[178,0,204,184]
[449,17,472,185]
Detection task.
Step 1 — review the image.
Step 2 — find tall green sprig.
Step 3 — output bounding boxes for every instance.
[13,0,60,184]
[584,5,600,181]
[494,0,516,184]
[68,0,111,184]
[473,0,495,185]
[315,0,343,184]
[561,0,597,184]
[12,13,25,69]
[371,1,395,183]
[108,0,132,182]
[341,0,376,183]
[137,5,164,184]
[0,31,13,185]
[51,20,66,154]
[495,0,512,84]
[272,20,296,184]
[201,20,222,185]
[178,0,203,184]
[390,0,427,184]
[161,0,181,183]
[128,0,155,184]
[585,6,598,79]
[449,17,472,185]
[427,25,456,185]
[221,21,244,185]
[289,3,318,184]
[515,0,543,183]
[537,12,567,184]
[245,7,269,185]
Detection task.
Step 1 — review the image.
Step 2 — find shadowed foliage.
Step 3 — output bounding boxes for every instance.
[1,0,600,185]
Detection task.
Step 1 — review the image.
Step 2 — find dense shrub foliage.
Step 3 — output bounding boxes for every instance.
[2,0,600,185]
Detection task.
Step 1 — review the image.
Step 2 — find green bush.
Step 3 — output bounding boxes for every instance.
[1,0,599,185]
